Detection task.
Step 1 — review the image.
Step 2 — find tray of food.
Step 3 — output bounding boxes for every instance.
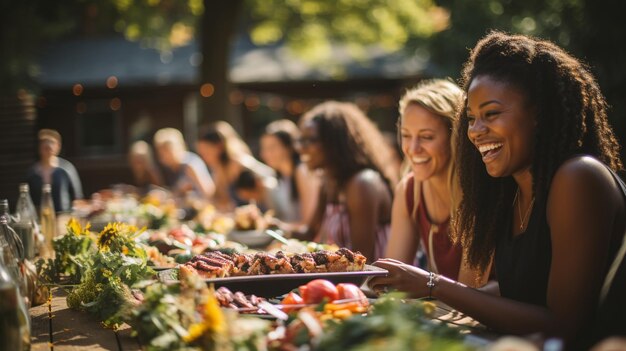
[158,248,387,297]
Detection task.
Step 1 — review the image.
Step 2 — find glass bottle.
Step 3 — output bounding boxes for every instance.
[40,184,56,259]
[0,246,31,351]
[0,198,10,219]
[0,200,24,262]
[14,184,39,259]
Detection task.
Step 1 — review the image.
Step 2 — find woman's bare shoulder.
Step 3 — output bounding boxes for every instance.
[548,155,623,214]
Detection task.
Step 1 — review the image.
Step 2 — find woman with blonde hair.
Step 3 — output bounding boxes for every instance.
[153,128,214,200]
[383,79,486,286]
[128,140,163,191]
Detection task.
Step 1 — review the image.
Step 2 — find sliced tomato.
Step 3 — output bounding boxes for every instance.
[281,292,303,312]
[299,279,339,304]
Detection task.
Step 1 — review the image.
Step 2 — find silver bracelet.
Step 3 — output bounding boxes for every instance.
[427,271,436,298]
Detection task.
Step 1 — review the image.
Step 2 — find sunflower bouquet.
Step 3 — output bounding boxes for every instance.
[66,222,155,327]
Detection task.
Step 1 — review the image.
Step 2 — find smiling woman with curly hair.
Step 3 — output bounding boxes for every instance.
[370,31,626,348]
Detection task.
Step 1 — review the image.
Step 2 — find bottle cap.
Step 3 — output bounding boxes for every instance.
[0,199,8,213]
[19,183,29,192]
[42,184,52,192]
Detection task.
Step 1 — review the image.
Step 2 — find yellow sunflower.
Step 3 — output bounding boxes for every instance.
[67,218,91,236]
[183,294,226,343]
[97,223,120,251]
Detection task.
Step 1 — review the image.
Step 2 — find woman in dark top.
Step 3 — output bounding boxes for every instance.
[369,32,626,348]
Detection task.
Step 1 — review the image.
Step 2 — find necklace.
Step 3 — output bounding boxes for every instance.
[513,187,535,231]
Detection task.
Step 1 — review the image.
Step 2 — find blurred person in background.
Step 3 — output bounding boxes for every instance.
[196,121,275,211]
[384,79,488,286]
[260,119,320,224]
[232,169,283,216]
[26,129,83,212]
[128,140,163,193]
[295,101,399,262]
[153,128,215,201]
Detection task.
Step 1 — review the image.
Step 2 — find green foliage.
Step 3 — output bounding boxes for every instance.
[316,293,472,351]
[130,282,194,350]
[36,220,95,285]
[247,0,448,64]
[111,0,201,51]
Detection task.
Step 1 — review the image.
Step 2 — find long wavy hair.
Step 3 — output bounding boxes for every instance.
[199,121,252,166]
[453,31,624,271]
[300,101,399,192]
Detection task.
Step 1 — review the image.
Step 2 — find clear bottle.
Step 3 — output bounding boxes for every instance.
[40,184,57,259]
[0,246,31,351]
[0,198,10,219]
[14,184,39,259]
[0,200,24,262]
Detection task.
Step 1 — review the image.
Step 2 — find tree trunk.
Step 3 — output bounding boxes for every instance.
[200,0,244,129]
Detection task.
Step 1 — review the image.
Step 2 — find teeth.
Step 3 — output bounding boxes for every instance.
[410,157,430,164]
[477,143,503,154]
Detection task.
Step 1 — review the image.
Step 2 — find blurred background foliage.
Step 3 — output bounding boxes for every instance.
[1,0,624,146]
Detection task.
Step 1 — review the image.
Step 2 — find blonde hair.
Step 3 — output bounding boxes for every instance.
[129,140,156,163]
[398,79,464,215]
[153,128,187,162]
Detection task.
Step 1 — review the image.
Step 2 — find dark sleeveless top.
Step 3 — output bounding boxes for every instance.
[495,196,551,306]
[495,159,626,349]
[406,174,463,280]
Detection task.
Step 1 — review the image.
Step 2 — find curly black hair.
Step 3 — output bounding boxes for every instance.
[452,31,624,271]
[300,101,399,192]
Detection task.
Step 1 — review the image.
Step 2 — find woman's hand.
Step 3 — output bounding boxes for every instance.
[368,258,431,298]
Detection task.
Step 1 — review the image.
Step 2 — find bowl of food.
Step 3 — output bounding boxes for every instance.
[228,229,274,248]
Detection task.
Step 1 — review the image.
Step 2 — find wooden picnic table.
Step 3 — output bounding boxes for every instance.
[30,288,140,351]
[29,288,497,350]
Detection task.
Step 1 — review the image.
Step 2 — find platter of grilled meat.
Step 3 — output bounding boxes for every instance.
[158,248,387,297]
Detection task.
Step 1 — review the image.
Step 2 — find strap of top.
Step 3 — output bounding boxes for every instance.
[405,174,415,216]
[599,166,626,304]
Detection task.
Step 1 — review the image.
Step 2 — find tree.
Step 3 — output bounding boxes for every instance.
[3,0,625,147]
[107,0,449,124]
[413,0,626,149]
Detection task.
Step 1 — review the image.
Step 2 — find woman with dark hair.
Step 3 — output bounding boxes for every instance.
[297,101,399,262]
[260,119,320,223]
[196,121,274,211]
[369,32,625,347]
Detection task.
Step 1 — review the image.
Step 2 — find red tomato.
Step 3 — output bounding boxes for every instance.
[299,279,339,304]
[336,283,368,305]
[281,292,303,312]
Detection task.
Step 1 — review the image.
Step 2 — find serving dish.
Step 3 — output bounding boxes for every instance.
[158,264,387,297]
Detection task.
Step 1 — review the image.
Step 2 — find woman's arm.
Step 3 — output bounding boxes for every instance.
[344,170,387,262]
[384,176,420,263]
[370,259,559,335]
[184,164,215,199]
[295,163,321,224]
[544,156,622,341]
